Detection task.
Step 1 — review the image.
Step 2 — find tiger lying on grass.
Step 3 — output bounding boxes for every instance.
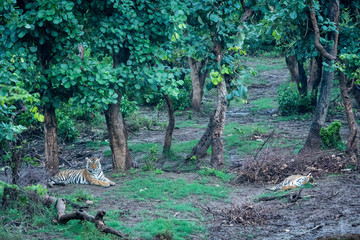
[269,173,314,191]
[48,157,115,187]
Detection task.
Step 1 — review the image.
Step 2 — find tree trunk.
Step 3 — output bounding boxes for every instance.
[104,94,132,171]
[210,76,227,169]
[338,71,360,156]
[44,104,59,174]
[185,111,215,162]
[163,94,175,153]
[285,56,307,96]
[298,61,307,96]
[189,57,208,112]
[309,56,323,106]
[104,47,132,171]
[210,40,227,169]
[285,55,299,83]
[300,57,335,153]
[300,0,339,154]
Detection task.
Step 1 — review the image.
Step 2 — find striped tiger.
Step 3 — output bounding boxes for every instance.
[270,173,313,191]
[48,157,115,187]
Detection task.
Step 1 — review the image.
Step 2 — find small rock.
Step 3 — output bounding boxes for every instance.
[86,200,94,205]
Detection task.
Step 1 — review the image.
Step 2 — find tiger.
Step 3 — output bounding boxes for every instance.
[269,173,314,191]
[48,157,115,187]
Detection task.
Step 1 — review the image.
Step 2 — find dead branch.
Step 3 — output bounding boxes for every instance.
[40,195,128,239]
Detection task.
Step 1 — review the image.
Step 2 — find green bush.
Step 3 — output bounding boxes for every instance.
[56,110,79,142]
[277,86,314,115]
[320,121,342,149]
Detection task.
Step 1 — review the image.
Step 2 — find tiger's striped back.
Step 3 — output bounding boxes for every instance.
[49,157,115,187]
[270,173,313,191]
[50,169,88,185]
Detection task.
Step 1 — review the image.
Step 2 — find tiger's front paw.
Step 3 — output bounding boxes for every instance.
[109,181,116,186]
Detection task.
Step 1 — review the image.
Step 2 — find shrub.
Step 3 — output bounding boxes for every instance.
[277,86,314,115]
[320,121,342,149]
[56,110,79,142]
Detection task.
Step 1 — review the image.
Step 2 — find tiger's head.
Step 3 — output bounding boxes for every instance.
[86,157,102,174]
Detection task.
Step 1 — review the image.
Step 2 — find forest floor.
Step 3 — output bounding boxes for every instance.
[1,56,360,240]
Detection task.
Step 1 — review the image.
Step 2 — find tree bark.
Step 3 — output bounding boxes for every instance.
[300,0,339,154]
[189,57,208,112]
[104,47,132,171]
[104,94,132,171]
[210,40,227,169]
[44,104,59,174]
[163,94,175,153]
[309,55,323,106]
[338,71,360,156]
[185,111,215,162]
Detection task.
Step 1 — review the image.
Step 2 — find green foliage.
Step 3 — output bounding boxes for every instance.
[277,86,314,115]
[120,95,139,118]
[320,121,342,149]
[67,189,94,203]
[25,184,47,196]
[142,147,159,172]
[56,110,79,143]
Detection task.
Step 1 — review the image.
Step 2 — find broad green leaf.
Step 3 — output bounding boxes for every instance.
[290,11,297,20]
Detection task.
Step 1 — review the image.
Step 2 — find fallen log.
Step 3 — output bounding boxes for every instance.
[41,195,128,239]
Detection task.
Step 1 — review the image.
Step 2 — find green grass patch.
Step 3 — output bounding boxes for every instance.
[254,64,284,72]
[128,142,160,154]
[175,120,206,129]
[134,218,205,240]
[250,97,277,112]
[119,174,228,201]
[157,201,199,213]
[85,140,109,150]
[198,167,235,182]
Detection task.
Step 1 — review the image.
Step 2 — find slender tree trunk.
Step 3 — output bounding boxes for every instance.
[210,75,227,169]
[44,104,59,174]
[185,40,228,169]
[285,56,307,96]
[210,40,227,169]
[338,71,360,156]
[189,57,208,112]
[298,61,307,96]
[185,111,215,162]
[163,94,175,153]
[309,56,323,106]
[300,0,339,154]
[104,47,132,171]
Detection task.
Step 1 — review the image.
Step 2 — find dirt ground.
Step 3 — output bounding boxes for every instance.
[3,57,360,239]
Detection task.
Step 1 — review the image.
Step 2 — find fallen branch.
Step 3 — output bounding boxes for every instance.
[41,195,128,239]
